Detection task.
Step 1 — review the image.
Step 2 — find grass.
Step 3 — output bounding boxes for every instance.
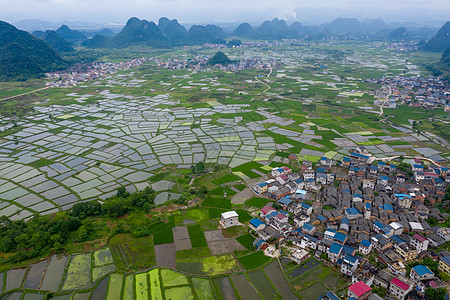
[176,246,212,259]
[202,254,241,275]
[212,173,240,185]
[187,225,207,248]
[235,234,255,249]
[191,277,215,300]
[148,269,162,300]
[160,269,189,287]
[154,226,174,245]
[201,197,232,209]
[235,209,252,223]
[244,197,269,209]
[62,254,92,290]
[135,273,149,300]
[164,286,195,300]
[237,251,271,270]
[234,184,247,191]
[109,234,156,270]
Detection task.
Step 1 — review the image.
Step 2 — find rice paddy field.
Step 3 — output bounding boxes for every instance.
[0,41,447,221]
[0,245,304,299]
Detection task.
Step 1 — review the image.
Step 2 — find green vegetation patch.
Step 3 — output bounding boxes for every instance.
[187,225,207,248]
[92,264,116,283]
[135,273,149,300]
[148,269,162,300]
[202,254,241,275]
[160,269,189,287]
[109,234,156,270]
[235,209,252,222]
[201,197,232,209]
[94,248,114,267]
[238,251,271,270]
[244,197,269,209]
[176,246,211,259]
[62,254,92,290]
[153,225,174,245]
[212,174,240,185]
[235,234,255,249]
[107,274,123,300]
[164,286,194,300]
[191,277,215,300]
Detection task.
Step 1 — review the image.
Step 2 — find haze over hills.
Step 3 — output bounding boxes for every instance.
[0,21,64,80]
[422,21,450,52]
[0,16,449,80]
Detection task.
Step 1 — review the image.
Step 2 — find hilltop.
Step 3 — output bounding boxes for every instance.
[422,21,450,52]
[0,21,65,80]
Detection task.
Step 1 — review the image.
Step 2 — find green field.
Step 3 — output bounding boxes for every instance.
[238,251,272,270]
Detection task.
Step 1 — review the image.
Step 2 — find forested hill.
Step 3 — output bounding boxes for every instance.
[422,21,450,52]
[0,21,65,80]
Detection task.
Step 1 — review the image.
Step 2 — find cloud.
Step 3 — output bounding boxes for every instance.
[1,0,449,24]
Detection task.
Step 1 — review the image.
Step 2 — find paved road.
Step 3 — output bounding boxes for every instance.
[0,87,49,103]
[379,85,391,116]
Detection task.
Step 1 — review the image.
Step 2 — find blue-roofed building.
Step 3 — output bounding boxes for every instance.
[317,215,327,223]
[412,164,424,172]
[379,203,393,213]
[353,193,362,202]
[345,207,362,220]
[342,245,356,256]
[328,243,343,262]
[439,256,450,276]
[378,176,389,185]
[318,291,340,300]
[316,172,327,184]
[265,210,279,221]
[369,165,378,174]
[302,223,316,235]
[350,152,370,162]
[390,164,397,172]
[334,232,348,244]
[411,265,435,293]
[253,181,268,195]
[278,196,292,208]
[378,161,386,171]
[249,218,266,231]
[359,239,372,254]
[341,254,359,276]
[253,238,266,250]
[391,235,406,246]
[300,202,313,215]
[341,156,351,167]
[373,221,385,233]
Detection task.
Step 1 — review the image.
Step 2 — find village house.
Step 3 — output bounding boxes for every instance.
[389,278,412,300]
[359,239,373,255]
[409,234,428,252]
[348,281,372,300]
[438,256,450,276]
[220,211,239,228]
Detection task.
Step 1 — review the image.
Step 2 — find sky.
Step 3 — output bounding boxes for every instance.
[1,0,449,26]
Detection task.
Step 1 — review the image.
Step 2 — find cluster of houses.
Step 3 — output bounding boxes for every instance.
[247,148,449,299]
[369,75,450,110]
[45,58,150,87]
[155,55,279,73]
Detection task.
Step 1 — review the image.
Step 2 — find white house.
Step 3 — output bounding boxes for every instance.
[410,234,429,252]
[359,239,373,255]
[220,211,239,228]
[437,227,450,242]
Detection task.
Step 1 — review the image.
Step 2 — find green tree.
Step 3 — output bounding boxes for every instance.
[425,287,447,300]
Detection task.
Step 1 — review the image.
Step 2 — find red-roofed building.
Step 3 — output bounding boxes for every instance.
[275,213,288,223]
[281,166,292,174]
[260,205,275,218]
[348,281,372,300]
[410,234,429,252]
[389,278,411,299]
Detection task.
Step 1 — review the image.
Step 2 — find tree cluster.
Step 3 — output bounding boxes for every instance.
[0,187,157,264]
